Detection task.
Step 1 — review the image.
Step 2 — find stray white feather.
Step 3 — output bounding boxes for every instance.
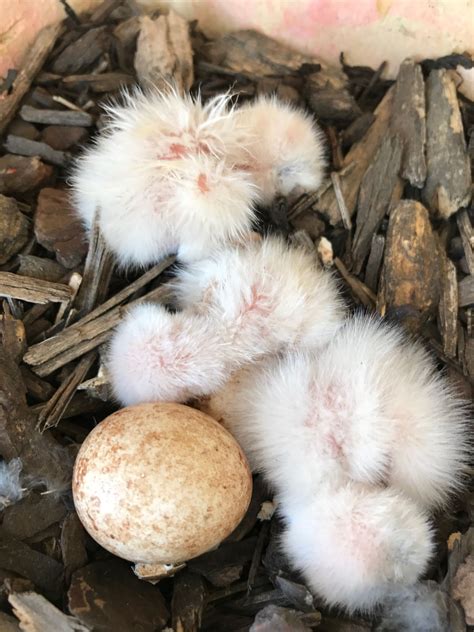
[0,458,24,510]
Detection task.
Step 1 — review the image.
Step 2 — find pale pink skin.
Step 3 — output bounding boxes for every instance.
[108,236,344,406]
[204,315,468,611]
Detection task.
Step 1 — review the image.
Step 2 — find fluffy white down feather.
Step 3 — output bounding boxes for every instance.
[207,315,468,508]
[203,315,468,610]
[71,89,259,267]
[282,483,434,612]
[107,303,234,405]
[174,236,345,354]
[109,238,344,406]
[0,458,24,509]
[234,96,327,203]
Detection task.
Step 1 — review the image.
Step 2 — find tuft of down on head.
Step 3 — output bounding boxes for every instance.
[71,88,258,267]
[281,483,434,613]
[107,303,236,406]
[173,235,345,354]
[233,95,327,203]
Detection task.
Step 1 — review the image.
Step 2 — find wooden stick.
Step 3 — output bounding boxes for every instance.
[20,105,93,127]
[0,272,72,304]
[439,252,458,358]
[37,351,97,432]
[330,171,352,230]
[74,213,114,315]
[0,22,64,136]
[457,209,474,275]
[334,257,376,309]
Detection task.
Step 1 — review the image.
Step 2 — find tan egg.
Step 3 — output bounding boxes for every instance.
[72,402,252,564]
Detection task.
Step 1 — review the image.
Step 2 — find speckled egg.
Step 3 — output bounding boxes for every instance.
[73,402,252,564]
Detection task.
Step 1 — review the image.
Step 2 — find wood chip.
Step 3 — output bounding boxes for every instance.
[273,577,316,613]
[4,136,70,168]
[113,16,141,48]
[305,72,361,125]
[41,126,88,151]
[459,276,474,307]
[68,560,168,632]
[188,537,257,588]
[34,188,88,269]
[0,532,63,599]
[61,72,134,93]
[439,251,459,358]
[390,58,427,188]
[330,171,352,229]
[334,257,376,308]
[20,366,55,402]
[52,27,109,75]
[172,571,206,632]
[2,492,67,541]
[0,352,71,487]
[7,119,41,141]
[317,86,394,225]
[0,155,53,196]
[37,351,97,431]
[0,195,29,265]
[60,513,88,585]
[456,209,474,275]
[341,112,375,148]
[135,11,194,93]
[364,233,385,293]
[74,215,114,314]
[352,135,403,274]
[20,105,93,127]
[9,592,89,632]
[0,272,71,304]
[378,200,441,331]
[0,612,20,632]
[423,69,472,218]
[1,305,27,364]
[0,23,63,136]
[17,256,67,283]
[204,29,347,88]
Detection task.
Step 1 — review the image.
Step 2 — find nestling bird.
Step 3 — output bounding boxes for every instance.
[72,89,259,267]
[72,91,328,267]
[233,95,327,203]
[202,315,469,610]
[108,237,344,406]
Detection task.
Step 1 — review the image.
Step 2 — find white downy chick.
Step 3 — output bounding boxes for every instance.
[173,236,345,356]
[282,482,434,612]
[233,96,327,203]
[202,315,468,611]
[72,89,258,267]
[108,237,344,407]
[207,314,468,509]
[107,303,235,405]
